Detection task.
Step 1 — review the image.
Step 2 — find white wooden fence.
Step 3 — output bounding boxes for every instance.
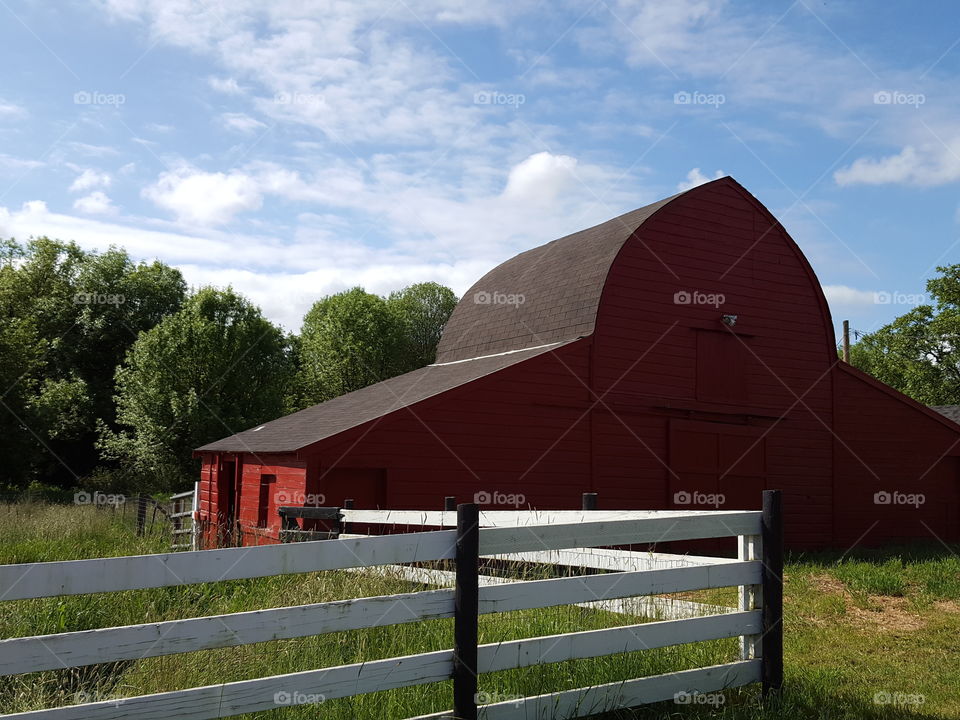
[168,484,198,550]
[0,497,782,720]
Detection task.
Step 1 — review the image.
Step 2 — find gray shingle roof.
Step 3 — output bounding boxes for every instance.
[931,405,960,424]
[196,341,575,453]
[434,191,682,363]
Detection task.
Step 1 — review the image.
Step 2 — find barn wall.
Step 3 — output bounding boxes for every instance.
[590,181,837,547]
[305,341,593,512]
[235,454,307,545]
[832,365,960,545]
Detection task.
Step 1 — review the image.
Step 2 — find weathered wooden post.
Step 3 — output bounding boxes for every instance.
[453,502,479,720]
[761,489,784,696]
[136,494,147,536]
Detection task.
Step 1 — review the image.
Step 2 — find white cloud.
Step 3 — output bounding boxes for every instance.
[502,152,578,204]
[142,167,263,225]
[208,76,244,94]
[834,142,960,186]
[73,191,116,215]
[0,154,43,171]
[69,169,111,193]
[677,167,723,191]
[822,284,881,307]
[220,112,267,134]
[0,101,26,119]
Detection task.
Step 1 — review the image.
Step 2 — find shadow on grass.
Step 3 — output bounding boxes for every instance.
[588,681,943,720]
[788,540,960,566]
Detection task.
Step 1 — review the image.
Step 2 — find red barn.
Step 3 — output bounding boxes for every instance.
[195,177,960,549]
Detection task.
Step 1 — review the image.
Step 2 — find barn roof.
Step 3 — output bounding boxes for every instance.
[196,340,575,453]
[198,184,695,454]
[435,191,683,363]
[931,405,960,424]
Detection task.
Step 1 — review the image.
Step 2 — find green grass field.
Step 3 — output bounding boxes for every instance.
[0,502,957,719]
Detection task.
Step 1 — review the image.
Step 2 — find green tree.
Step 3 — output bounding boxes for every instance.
[849,264,960,405]
[297,288,404,405]
[0,238,186,490]
[0,315,45,489]
[101,287,293,490]
[387,281,457,369]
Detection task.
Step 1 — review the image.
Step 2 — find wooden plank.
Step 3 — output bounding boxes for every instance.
[3,650,454,719]
[0,588,456,676]
[362,563,751,616]
[479,513,762,555]
[411,660,762,720]
[477,611,761,673]
[0,530,457,601]
[277,506,341,520]
[488,548,740,571]
[738,534,762,661]
[477,562,758,614]
[341,509,762,530]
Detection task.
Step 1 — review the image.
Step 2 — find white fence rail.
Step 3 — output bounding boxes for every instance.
[0,496,783,720]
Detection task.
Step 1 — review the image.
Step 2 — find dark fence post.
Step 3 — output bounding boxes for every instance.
[136,495,147,536]
[445,496,457,511]
[453,503,479,720]
[761,489,784,696]
[581,492,598,510]
[342,499,354,535]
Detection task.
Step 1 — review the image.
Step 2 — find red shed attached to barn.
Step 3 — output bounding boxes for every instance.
[195,177,960,549]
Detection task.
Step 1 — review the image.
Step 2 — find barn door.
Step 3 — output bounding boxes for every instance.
[668,419,766,554]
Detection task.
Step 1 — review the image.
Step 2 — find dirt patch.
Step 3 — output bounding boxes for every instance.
[934,599,960,614]
[847,596,926,632]
[809,573,846,595]
[806,574,926,633]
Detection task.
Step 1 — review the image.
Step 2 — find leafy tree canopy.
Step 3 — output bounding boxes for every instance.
[849,264,960,405]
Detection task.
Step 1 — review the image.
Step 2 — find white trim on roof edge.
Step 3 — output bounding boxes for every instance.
[428,340,573,367]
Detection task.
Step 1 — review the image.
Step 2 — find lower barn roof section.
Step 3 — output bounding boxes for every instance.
[196,340,578,454]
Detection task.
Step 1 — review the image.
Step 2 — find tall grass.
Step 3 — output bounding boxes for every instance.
[1,503,958,719]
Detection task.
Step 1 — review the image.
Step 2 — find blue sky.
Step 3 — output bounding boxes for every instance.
[1,1,959,339]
